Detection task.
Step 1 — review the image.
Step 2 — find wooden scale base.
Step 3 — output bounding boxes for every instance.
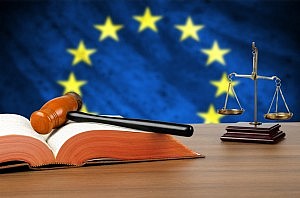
[220,123,285,144]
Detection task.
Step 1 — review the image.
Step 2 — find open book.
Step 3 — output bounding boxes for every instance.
[0,114,202,171]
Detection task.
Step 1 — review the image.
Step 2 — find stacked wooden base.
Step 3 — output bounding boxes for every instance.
[220,123,285,144]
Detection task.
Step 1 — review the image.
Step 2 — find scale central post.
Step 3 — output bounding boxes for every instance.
[250,42,261,126]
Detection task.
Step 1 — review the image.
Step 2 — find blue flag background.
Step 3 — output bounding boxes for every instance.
[0,0,299,124]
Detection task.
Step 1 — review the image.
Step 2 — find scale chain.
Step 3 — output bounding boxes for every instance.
[223,82,231,109]
[267,86,278,114]
[231,85,243,110]
[276,86,279,113]
[279,86,291,113]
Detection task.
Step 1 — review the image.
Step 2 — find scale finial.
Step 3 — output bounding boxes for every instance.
[252,41,256,49]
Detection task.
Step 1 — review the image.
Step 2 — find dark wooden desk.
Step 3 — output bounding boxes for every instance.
[1,123,300,197]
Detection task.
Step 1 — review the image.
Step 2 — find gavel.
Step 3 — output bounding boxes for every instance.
[30,92,194,137]
[30,92,83,134]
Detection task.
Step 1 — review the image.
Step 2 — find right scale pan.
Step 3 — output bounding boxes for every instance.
[264,112,293,120]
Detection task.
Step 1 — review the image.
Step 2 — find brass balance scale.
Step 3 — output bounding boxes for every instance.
[217,42,293,143]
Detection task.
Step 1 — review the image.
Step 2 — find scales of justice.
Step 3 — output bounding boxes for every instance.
[217,42,293,143]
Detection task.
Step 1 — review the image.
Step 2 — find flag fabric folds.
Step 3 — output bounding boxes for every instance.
[0,0,299,124]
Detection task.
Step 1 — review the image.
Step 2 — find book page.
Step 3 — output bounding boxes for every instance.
[46,122,142,157]
[0,114,48,145]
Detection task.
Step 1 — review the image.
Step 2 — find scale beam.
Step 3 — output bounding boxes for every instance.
[230,73,280,82]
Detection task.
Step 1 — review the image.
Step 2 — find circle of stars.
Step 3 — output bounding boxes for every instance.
[57,6,235,123]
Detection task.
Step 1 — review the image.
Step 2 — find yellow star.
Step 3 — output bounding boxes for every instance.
[67,40,96,66]
[57,72,87,95]
[201,41,231,66]
[175,16,204,41]
[133,7,163,32]
[80,104,98,115]
[197,104,224,124]
[210,72,239,97]
[94,16,124,41]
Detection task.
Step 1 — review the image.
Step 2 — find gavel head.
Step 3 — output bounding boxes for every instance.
[30,92,82,134]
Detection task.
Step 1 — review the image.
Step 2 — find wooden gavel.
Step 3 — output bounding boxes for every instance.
[30,92,194,137]
[30,92,82,134]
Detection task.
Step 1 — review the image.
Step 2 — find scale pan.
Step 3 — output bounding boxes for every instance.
[264,112,293,120]
[217,109,244,115]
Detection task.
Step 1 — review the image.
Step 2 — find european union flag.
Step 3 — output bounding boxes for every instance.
[0,0,299,124]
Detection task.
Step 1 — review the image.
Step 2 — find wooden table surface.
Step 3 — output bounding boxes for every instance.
[1,122,300,197]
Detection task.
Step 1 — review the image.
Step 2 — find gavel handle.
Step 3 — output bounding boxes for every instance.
[67,111,194,137]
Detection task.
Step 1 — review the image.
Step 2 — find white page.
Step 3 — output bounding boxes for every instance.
[0,114,48,146]
[46,122,143,157]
